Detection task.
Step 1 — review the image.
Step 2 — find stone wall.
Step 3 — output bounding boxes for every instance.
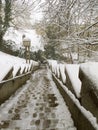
[2,67,13,81]
[79,68,98,122]
[53,74,97,130]
[65,65,81,101]
[0,72,31,104]
[65,67,77,97]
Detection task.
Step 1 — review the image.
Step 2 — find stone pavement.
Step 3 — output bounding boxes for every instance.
[0,67,76,130]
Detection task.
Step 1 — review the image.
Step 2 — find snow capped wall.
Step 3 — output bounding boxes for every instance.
[65,64,81,98]
[48,60,66,83]
[53,75,98,130]
[59,64,66,84]
[0,63,13,81]
[0,51,38,81]
[79,62,98,122]
[48,60,58,74]
[48,59,98,125]
[48,60,81,98]
[80,62,98,90]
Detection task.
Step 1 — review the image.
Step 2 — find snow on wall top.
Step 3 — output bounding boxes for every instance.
[59,64,66,84]
[57,79,98,129]
[48,60,66,83]
[80,62,98,90]
[65,64,81,98]
[0,51,36,81]
[48,60,58,74]
[0,63,12,81]
[13,65,21,77]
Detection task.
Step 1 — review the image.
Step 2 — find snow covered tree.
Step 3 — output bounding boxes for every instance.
[0,0,12,47]
[10,0,42,29]
[39,0,98,62]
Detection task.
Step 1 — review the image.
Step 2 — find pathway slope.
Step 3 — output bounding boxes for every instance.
[0,67,76,130]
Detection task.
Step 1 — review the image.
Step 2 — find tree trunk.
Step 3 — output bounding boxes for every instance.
[0,33,3,49]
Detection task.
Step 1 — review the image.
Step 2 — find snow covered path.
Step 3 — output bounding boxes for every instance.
[0,67,76,130]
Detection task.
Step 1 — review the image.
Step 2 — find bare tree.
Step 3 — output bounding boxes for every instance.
[11,0,42,29]
[37,0,98,62]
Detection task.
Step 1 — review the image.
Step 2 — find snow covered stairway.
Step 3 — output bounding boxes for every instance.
[0,67,76,130]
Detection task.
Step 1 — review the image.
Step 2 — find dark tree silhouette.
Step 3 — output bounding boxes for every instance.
[0,0,12,48]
